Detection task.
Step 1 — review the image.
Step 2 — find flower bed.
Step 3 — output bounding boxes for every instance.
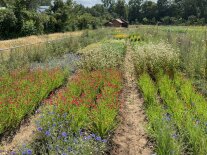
[0,68,67,134]
[18,69,123,154]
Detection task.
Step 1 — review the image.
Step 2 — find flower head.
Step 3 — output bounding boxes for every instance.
[102,139,107,143]
[37,127,42,131]
[27,149,32,155]
[95,136,102,141]
[45,131,51,136]
[62,132,67,137]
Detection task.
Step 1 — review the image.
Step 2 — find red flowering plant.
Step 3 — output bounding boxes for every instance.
[0,68,67,134]
[45,69,123,138]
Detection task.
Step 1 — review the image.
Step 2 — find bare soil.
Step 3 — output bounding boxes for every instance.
[1,110,40,154]
[112,43,153,155]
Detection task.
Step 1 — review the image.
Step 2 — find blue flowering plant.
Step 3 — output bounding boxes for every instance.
[18,106,107,155]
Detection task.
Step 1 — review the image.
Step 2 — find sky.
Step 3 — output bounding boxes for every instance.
[75,0,157,7]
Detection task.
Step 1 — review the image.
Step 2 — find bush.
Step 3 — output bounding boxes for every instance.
[161,16,171,25]
[21,20,37,36]
[143,17,149,24]
[0,9,17,39]
[187,15,197,25]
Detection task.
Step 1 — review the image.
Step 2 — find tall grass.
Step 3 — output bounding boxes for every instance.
[157,73,207,154]
[138,73,183,155]
[0,29,112,74]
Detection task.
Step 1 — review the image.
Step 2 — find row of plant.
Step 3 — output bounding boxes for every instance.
[138,73,183,154]
[113,33,143,42]
[130,35,207,154]
[157,73,207,154]
[16,69,123,154]
[0,29,110,75]
[78,39,126,71]
[0,68,67,135]
[133,26,207,94]
[138,71,207,155]
[132,41,179,76]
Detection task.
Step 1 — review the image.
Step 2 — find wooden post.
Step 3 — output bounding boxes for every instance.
[205,26,207,80]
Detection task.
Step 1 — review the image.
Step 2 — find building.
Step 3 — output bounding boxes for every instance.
[104,18,129,28]
[37,6,50,13]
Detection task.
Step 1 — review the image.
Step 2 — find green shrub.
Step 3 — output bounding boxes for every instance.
[21,20,37,36]
[0,9,17,39]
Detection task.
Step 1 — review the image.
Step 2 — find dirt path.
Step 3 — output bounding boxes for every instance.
[0,110,41,154]
[112,43,152,155]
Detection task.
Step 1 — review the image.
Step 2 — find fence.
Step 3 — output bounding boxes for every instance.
[0,36,74,52]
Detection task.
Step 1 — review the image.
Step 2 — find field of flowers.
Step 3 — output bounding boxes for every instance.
[124,29,207,154]
[0,36,127,154]
[1,27,207,155]
[0,68,67,135]
[17,69,123,154]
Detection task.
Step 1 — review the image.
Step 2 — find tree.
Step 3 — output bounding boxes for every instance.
[0,0,6,7]
[115,0,127,19]
[141,1,158,21]
[40,0,52,6]
[14,0,43,10]
[101,0,115,9]
[157,0,170,18]
[128,0,142,23]
[0,9,17,38]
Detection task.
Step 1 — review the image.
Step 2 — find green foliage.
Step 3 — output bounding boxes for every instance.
[21,20,37,36]
[157,73,207,154]
[0,9,17,39]
[90,103,118,137]
[77,13,97,30]
[0,29,109,74]
[129,34,142,42]
[128,0,142,23]
[138,73,157,107]
[138,73,183,155]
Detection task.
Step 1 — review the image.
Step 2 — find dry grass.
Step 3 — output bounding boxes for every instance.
[0,31,83,49]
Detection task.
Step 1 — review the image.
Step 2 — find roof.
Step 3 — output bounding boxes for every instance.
[0,7,6,10]
[120,19,129,24]
[114,19,124,24]
[37,6,50,13]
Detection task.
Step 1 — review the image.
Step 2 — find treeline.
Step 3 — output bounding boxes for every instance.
[0,0,100,39]
[0,0,207,39]
[101,0,207,25]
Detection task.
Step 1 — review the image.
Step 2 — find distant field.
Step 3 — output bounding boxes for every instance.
[130,25,207,32]
[0,31,83,49]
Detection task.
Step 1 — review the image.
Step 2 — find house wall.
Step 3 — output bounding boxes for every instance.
[111,20,122,27]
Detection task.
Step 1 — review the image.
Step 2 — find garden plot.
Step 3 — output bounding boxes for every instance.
[1,39,128,154]
[1,28,207,155]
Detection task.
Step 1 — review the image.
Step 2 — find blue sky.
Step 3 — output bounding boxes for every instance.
[75,0,157,7]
